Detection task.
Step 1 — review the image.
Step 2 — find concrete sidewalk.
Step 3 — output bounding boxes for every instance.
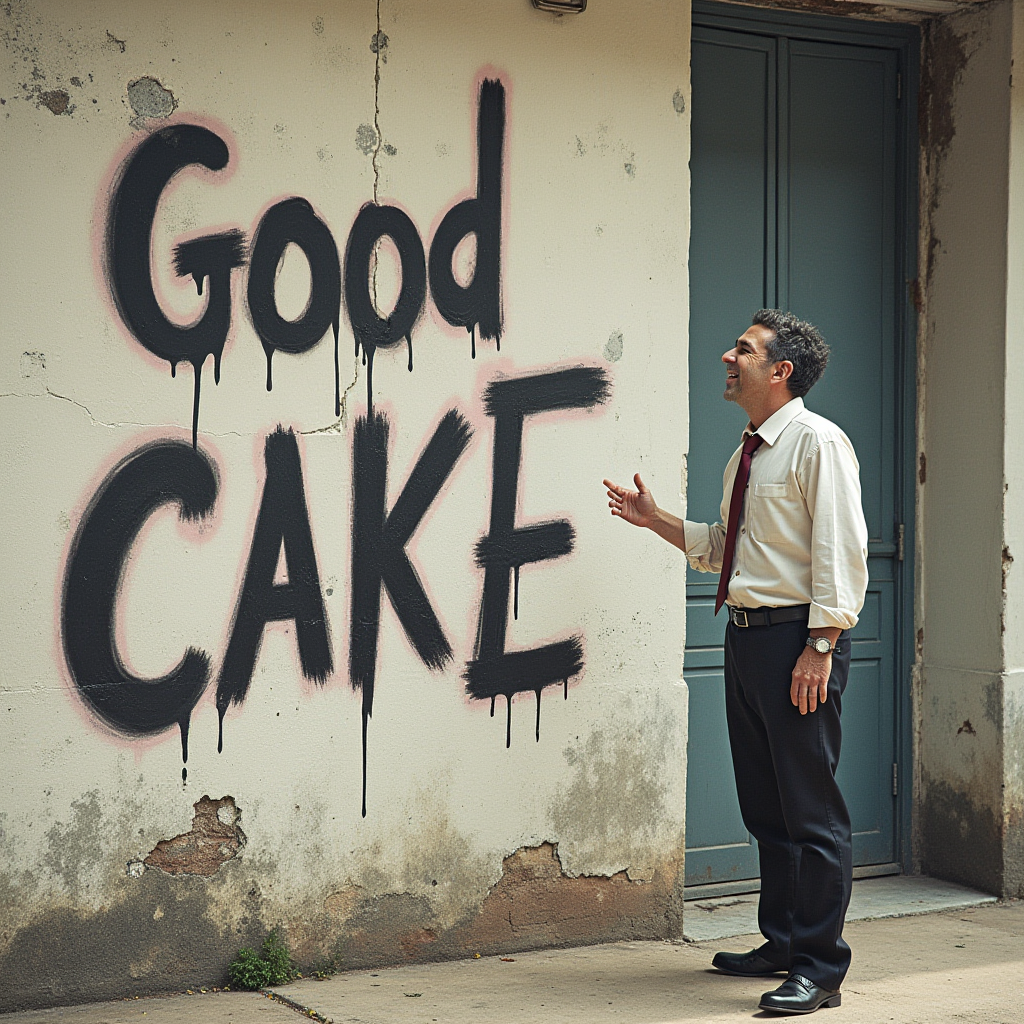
[4,899,1021,1023]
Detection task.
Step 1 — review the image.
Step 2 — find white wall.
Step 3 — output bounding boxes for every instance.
[0,0,691,1008]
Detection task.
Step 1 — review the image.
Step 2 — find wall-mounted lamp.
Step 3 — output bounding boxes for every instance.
[532,0,588,13]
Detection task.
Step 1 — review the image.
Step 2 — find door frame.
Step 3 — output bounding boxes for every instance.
[688,1,920,876]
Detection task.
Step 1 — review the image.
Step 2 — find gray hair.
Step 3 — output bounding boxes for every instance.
[752,309,830,398]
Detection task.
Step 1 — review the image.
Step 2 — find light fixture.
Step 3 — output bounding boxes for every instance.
[532,0,588,13]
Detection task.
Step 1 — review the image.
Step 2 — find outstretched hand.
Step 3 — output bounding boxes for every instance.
[603,473,659,529]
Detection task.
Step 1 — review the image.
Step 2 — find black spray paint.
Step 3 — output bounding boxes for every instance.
[217,428,332,749]
[61,441,219,782]
[106,125,246,448]
[350,409,473,815]
[428,79,505,357]
[344,203,426,411]
[247,198,342,412]
[465,367,611,746]
[106,80,505,429]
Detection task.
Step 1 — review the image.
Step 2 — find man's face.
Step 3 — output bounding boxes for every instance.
[722,323,776,407]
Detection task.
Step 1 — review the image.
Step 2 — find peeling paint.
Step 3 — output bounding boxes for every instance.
[127,75,176,121]
[144,797,246,877]
[324,840,682,974]
[38,88,67,114]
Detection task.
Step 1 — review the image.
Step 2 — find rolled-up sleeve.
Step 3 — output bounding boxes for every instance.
[684,520,726,573]
[799,438,869,630]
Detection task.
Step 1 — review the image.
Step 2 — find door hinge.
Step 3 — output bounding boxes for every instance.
[897,71,902,101]
[892,763,899,797]
[897,524,905,562]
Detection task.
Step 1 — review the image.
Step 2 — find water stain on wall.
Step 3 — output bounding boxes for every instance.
[548,708,677,881]
[0,868,265,1013]
[42,791,104,899]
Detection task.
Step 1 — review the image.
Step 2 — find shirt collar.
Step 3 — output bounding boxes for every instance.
[744,397,804,447]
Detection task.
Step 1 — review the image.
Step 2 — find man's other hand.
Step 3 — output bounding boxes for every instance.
[790,648,831,714]
[604,474,658,529]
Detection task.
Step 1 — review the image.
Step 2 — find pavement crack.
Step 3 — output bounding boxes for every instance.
[260,988,333,1023]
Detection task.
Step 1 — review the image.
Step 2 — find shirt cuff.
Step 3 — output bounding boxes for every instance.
[808,602,859,631]
[683,521,714,572]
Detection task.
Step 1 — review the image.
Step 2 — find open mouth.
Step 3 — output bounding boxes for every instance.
[726,372,739,381]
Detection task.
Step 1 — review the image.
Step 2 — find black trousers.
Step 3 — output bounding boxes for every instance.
[724,617,853,990]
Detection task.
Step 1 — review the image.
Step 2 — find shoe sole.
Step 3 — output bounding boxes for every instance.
[758,994,841,1014]
[713,964,789,977]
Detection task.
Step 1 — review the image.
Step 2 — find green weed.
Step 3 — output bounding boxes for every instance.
[227,929,295,990]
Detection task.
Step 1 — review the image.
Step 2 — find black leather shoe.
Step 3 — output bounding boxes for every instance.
[759,974,841,1014]
[711,946,789,977]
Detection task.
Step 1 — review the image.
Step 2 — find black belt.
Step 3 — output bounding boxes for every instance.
[728,604,810,628]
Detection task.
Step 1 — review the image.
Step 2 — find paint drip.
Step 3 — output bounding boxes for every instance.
[180,715,190,782]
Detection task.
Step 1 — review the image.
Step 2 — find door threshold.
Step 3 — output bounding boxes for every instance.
[684,862,901,901]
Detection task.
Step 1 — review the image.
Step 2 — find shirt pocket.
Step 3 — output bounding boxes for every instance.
[749,482,798,544]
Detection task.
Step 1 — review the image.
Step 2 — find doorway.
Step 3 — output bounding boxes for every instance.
[684,2,918,890]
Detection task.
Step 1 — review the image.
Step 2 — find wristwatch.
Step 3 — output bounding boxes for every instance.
[805,636,835,655]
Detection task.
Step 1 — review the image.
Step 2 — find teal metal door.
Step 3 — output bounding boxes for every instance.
[685,5,916,888]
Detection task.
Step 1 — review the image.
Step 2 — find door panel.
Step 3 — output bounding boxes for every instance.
[685,17,905,887]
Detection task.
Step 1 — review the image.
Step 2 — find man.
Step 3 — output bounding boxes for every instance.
[604,310,868,1015]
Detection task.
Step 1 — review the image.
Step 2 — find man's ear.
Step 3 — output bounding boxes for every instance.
[771,360,794,385]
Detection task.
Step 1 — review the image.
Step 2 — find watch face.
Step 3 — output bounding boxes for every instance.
[813,638,831,653]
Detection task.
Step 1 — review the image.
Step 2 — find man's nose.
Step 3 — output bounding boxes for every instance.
[722,349,737,364]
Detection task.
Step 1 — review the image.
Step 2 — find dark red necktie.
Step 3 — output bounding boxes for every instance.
[715,432,763,615]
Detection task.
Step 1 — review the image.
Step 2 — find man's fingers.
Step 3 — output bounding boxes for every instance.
[634,473,649,494]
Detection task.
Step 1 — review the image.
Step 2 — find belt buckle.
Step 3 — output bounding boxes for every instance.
[733,609,749,628]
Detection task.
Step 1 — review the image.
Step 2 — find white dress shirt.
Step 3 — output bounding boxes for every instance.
[683,397,869,630]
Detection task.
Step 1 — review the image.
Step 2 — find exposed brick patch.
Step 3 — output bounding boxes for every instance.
[328,841,681,972]
[144,796,246,877]
[461,842,663,950]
